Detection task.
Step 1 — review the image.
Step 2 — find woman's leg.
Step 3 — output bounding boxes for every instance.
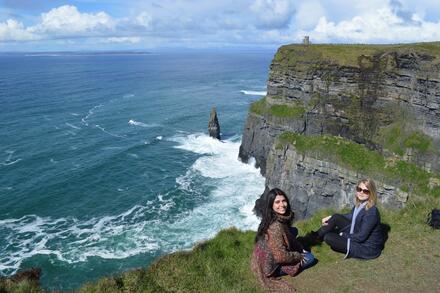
[318,214,351,238]
[323,232,347,254]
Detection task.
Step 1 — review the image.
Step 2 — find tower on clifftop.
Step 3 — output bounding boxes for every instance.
[303,36,310,45]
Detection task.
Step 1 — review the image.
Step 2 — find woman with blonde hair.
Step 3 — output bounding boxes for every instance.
[313,179,383,259]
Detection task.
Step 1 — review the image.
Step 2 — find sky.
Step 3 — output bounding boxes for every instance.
[1,0,440,51]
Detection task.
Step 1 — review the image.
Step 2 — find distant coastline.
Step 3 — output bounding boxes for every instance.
[0,51,152,57]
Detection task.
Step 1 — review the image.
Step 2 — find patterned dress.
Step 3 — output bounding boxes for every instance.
[251,213,303,292]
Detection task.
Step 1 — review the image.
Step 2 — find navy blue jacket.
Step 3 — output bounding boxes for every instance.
[340,205,383,259]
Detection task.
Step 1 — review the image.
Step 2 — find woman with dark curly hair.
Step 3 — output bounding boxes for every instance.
[251,188,314,291]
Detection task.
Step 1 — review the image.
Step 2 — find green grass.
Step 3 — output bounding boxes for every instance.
[249,97,306,118]
[4,201,439,293]
[378,121,435,157]
[0,279,43,293]
[78,228,263,293]
[273,42,440,68]
[269,104,305,118]
[404,131,433,153]
[277,132,440,198]
[76,200,440,292]
[249,97,267,116]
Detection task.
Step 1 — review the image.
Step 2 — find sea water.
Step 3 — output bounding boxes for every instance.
[0,50,273,290]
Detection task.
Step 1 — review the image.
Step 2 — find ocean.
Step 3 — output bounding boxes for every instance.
[0,50,273,290]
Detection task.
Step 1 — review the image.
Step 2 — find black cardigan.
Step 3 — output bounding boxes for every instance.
[340,205,384,259]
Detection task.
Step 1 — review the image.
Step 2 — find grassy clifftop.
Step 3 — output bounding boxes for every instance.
[5,200,438,292]
[273,42,440,68]
[3,194,438,292]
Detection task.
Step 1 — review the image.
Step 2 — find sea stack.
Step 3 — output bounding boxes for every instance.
[208,107,221,140]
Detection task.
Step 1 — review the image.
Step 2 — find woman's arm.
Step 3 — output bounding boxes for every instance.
[342,207,355,221]
[267,223,302,264]
[344,208,379,243]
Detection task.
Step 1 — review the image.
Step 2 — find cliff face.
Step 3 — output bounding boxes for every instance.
[264,142,408,218]
[240,43,440,217]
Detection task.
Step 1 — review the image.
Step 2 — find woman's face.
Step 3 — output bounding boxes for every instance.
[272,195,288,215]
[356,182,370,202]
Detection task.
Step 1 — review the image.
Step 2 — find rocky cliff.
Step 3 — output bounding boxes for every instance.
[240,43,440,218]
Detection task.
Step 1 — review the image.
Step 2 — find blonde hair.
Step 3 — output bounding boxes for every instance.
[355,178,377,210]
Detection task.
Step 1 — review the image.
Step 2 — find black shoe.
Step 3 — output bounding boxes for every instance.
[309,231,323,243]
[298,231,323,250]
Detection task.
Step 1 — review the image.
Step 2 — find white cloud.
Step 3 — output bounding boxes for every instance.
[305,5,440,43]
[0,19,38,41]
[294,0,326,30]
[105,36,141,44]
[136,12,152,28]
[31,5,115,35]
[0,5,118,42]
[2,1,440,49]
[250,0,295,29]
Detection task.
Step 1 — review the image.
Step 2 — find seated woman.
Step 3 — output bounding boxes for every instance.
[314,178,383,259]
[251,188,314,291]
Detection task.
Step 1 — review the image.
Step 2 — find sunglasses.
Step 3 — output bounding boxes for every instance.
[356,187,370,194]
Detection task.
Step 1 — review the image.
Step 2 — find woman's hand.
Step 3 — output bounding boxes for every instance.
[321,215,331,226]
[300,252,307,266]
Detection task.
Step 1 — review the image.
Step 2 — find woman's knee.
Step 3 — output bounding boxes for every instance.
[330,214,345,221]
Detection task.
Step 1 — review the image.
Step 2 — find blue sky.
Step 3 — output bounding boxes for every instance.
[1,0,440,51]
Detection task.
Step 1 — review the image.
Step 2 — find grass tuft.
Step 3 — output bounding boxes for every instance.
[250,97,305,118]
[277,132,440,198]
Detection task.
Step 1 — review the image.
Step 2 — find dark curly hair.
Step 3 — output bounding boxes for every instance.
[255,188,293,242]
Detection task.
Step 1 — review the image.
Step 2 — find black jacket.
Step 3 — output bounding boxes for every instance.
[341,205,383,259]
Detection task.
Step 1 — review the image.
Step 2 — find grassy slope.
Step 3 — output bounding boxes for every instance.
[75,133,440,292]
[273,42,440,68]
[75,202,439,293]
[3,202,439,293]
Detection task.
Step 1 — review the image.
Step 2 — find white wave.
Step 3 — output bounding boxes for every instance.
[65,123,81,130]
[1,151,21,167]
[95,124,126,139]
[81,104,103,126]
[156,136,163,140]
[240,90,267,96]
[70,113,80,116]
[65,130,77,136]
[0,133,265,276]
[0,206,160,274]
[0,159,21,166]
[128,119,159,128]
[123,94,135,99]
[101,146,123,151]
[172,133,265,243]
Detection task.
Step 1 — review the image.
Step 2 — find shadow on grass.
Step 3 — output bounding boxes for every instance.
[381,223,391,248]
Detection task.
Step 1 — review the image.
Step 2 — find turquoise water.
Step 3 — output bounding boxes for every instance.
[0,50,273,290]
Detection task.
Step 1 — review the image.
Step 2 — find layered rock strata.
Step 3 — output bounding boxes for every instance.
[260,143,408,219]
[240,43,440,215]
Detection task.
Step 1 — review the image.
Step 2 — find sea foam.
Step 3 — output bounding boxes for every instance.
[240,90,267,96]
[0,133,264,276]
[128,119,158,128]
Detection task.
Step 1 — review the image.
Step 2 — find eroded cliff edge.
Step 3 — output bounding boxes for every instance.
[239,43,440,218]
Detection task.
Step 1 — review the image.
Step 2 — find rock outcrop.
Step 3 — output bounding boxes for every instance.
[240,43,440,216]
[261,143,408,219]
[208,107,221,140]
[0,267,41,289]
